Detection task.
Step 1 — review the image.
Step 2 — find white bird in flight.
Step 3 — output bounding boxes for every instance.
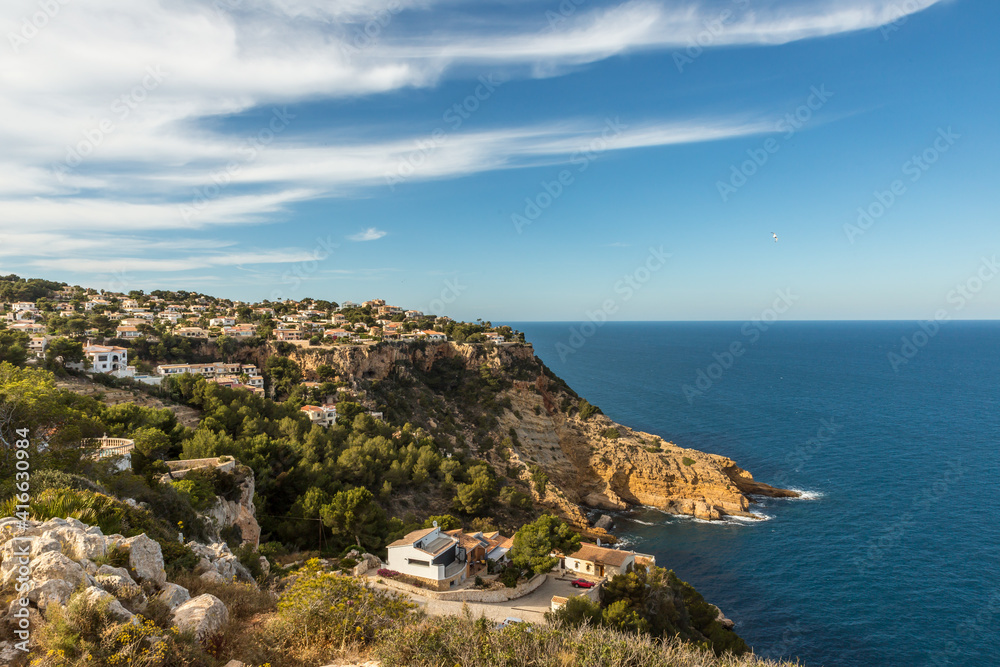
[772,232,778,243]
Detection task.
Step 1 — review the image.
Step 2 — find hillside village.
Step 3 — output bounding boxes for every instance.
[0,275,764,666]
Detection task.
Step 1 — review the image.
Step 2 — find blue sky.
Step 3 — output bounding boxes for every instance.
[1,0,997,321]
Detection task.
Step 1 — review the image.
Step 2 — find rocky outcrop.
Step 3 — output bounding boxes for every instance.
[284,341,797,525]
[187,540,254,582]
[123,533,167,586]
[172,594,229,641]
[202,464,260,548]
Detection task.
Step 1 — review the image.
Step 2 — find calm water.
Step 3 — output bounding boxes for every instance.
[507,321,1000,667]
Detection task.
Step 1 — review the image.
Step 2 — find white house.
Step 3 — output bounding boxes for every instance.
[176,327,209,338]
[419,330,446,342]
[404,310,423,319]
[552,542,656,579]
[300,404,338,427]
[385,525,469,591]
[84,345,130,375]
[209,317,236,327]
[484,333,506,343]
[223,324,256,338]
[10,321,46,334]
[28,336,48,358]
[324,328,350,339]
[116,326,142,339]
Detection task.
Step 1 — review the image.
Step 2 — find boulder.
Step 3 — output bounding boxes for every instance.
[28,551,91,589]
[0,640,22,663]
[155,582,191,611]
[80,586,138,624]
[200,570,227,584]
[123,534,166,585]
[172,594,229,641]
[28,578,75,612]
[593,514,615,531]
[97,564,136,584]
[259,556,270,577]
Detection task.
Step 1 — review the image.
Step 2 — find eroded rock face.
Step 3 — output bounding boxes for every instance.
[172,594,229,641]
[187,541,254,583]
[123,534,166,586]
[202,465,261,548]
[28,551,92,589]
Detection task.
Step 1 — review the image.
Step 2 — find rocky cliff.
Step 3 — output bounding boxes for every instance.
[285,341,797,530]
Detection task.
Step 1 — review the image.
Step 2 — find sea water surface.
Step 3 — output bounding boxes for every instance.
[506,322,1000,667]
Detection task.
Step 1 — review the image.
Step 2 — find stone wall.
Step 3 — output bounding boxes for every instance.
[375,572,547,602]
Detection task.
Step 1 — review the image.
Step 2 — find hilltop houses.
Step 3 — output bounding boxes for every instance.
[300,404,338,427]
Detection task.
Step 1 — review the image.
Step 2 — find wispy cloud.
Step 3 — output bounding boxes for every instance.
[0,0,946,276]
[348,228,387,242]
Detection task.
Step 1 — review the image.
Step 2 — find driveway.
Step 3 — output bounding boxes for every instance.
[374,574,599,624]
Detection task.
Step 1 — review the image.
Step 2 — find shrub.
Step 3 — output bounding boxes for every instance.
[577,399,601,420]
[682,457,696,466]
[169,470,216,511]
[161,540,199,576]
[376,568,400,578]
[267,560,415,660]
[601,428,620,440]
[529,465,548,496]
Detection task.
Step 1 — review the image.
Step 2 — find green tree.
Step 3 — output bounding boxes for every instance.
[422,514,462,531]
[320,487,387,550]
[43,337,85,373]
[265,356,302,398]
[452,463,497,516]
[509,514,581,574]
[0,331,30,366]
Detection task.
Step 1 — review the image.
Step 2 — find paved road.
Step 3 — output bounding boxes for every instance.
[372,575,597,624]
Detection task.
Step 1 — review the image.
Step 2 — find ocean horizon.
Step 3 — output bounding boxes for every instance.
[507,321,1000,667]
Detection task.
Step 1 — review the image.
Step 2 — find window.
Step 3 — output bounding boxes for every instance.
[98,355,108,361]
[407,558,429,567]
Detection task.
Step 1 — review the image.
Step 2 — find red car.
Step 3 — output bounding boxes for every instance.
[570,579,595,588]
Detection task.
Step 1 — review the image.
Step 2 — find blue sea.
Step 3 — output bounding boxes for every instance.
[507,322,1000,667]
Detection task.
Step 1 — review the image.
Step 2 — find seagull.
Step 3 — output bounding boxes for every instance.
[772,232,778,243]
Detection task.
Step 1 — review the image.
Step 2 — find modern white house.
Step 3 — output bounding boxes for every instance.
[385,525,469,590]
[28,336,48,358]
[210,317,236,327]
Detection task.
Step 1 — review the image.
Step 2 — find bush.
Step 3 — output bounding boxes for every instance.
[682,457,696,466]
[267,559,416,660]
[601,428,620,440]
[376,568,400,578]
[31,469,108,495]
[169,470,217,511]
[161,540,199,576]
[577,399,601,420]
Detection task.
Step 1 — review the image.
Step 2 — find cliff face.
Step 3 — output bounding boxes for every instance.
[286,342,796,528]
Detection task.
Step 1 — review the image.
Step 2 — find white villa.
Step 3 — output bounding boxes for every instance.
[552,542,656,579]
[300,404,338,427]
[83,345,133,376]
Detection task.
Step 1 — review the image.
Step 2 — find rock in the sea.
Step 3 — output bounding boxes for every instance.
[593,514,615,531]
[123,534,166,585]
[172,594,229,641]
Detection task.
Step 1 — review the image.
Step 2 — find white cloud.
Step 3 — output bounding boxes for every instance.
[348,228,388,242]
[0,0,947,274]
